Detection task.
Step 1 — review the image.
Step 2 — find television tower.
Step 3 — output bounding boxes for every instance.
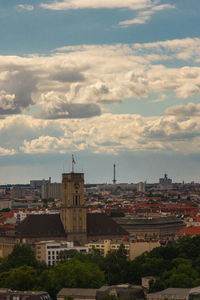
[113,163,116,184]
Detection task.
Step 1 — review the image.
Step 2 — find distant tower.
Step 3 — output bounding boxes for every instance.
[113,163,116,184]
[60,172,87,245]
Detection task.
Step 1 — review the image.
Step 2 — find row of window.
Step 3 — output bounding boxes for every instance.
[89,244,129,249]
[48,255,59,260]
[48,250,59,255]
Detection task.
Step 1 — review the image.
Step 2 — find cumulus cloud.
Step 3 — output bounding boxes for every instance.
[49,68,85,83]
[0,90,16,112]
[0,40,200,119]
[0,114,199,156]
[35,101,101,119]
[0,147,16,156]
[134,38,200,62]
[165,103,200,118]
[16,4,34,11]
[0,68,37,114]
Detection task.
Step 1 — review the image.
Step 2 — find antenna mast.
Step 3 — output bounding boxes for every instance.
[113,163,116,184]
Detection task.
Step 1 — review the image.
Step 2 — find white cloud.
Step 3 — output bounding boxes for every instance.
[134,38,200,62]
[16,4,34,11]
[40,0,175,28]
[0,113,199,156]
[119,3,175,27]
[0,40,200,120]
[40,0,153,11]
[0,147,16,156]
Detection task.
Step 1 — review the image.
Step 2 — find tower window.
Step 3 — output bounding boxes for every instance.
[76,195,78,206]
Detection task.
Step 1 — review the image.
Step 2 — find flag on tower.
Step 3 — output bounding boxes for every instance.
[72,155,76,164]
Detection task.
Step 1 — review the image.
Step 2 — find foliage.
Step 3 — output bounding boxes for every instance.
[0,244,45,272]
[42,259,105,298]
[103,244,129,285]
[1,235,200,298]
[0,265,37,290]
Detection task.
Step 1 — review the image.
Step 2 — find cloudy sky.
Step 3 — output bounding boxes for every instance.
[0,0,200,184]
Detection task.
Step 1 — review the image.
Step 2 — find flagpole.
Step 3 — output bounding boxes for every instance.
[72,155,74,173]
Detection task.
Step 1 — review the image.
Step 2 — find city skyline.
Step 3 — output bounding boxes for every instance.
[0,0,200,183]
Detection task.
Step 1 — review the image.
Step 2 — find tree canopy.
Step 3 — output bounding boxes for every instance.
[1,236,200,299]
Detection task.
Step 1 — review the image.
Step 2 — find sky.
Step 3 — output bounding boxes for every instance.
[0,0,200,184]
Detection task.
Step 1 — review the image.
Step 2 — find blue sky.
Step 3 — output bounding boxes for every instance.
[0,0,200,184]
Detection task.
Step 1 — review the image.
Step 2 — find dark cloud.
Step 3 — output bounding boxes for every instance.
[49,69,85,82]
[165,103,200,117]
[35,102,101,119]
[0,69,37,114]
[98,99,122,104]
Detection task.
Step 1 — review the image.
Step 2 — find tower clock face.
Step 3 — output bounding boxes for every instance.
[74,183,80,189]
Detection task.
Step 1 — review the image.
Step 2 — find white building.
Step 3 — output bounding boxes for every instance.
[35,240,88,266]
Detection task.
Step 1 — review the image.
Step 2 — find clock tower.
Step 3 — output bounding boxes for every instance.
[60,172,87,245]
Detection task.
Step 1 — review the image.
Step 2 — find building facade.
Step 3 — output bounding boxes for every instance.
[61,173,87,245]
[35,240,88,266]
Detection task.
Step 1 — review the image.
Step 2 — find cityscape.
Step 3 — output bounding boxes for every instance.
[0,168,200,299]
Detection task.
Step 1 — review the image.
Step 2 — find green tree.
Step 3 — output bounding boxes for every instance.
[0,265,37,290]
[169,273,192,288]
[42,259,105,298]
[103,244,129,284]
[59,249,81,261]
[0,244,46,273]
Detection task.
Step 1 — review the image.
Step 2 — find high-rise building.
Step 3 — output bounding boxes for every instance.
[137,182,146,193]
[41,178,62,200]
[60,173,87,244]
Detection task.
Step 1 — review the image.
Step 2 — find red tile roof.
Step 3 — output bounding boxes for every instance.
[177,226,200,236]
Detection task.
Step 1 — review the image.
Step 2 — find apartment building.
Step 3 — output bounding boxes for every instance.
[35,240,88,266]
[87,239,160,260]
